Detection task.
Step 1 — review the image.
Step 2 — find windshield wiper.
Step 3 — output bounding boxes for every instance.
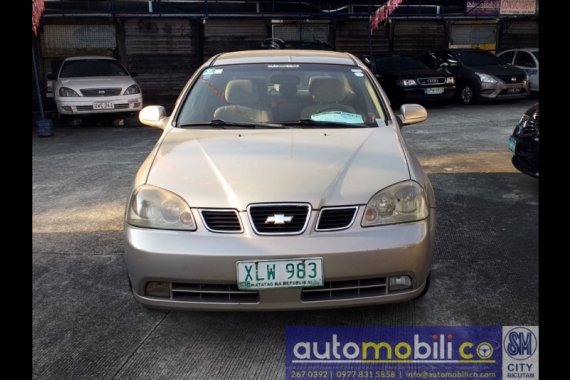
[178,119,284,129]
[279,119,372,128]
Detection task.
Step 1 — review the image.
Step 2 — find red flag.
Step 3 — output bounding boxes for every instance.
[32,0,45,36]
[371,0,404,32]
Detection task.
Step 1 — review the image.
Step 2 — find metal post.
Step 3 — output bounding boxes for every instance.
[368,0,373,59]
[32,38,53,136]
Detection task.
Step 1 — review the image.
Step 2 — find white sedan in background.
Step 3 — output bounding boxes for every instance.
[497,48,539,93]
[50,56,143,117]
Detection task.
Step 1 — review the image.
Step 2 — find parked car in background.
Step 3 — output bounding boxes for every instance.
[508,103,539,178]
[260,37,334,50]
[497,48,539,93]
[49,56,143,117]
[420,48,529,104]
[125,49,435,311]
[361,53,455,107]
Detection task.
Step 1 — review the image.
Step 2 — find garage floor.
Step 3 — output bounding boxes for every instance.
[32,99,538,379]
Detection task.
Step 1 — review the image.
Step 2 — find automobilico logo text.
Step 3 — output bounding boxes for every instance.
[286,326,538,380]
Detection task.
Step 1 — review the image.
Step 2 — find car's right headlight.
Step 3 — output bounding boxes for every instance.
[396,79,418,87]
[127,185,196,230]
[362,180,428,227]
[475,72,500,84]
[58,87,80,97]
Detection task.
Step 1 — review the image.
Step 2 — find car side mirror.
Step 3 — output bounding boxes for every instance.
[46,73,55,80]
[397,104,427,128]
[130,72,138,77]
[139,105,168,130]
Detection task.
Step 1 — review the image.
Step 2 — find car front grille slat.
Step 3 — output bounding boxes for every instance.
[171,282,259,303]
[200,210,242,233]
[316,206,358,231]
[80,88,122,96]
[417,77,445,85]
[301,277,387,301]
[248,204,310,235]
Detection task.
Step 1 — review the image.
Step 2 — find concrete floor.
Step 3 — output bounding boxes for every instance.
[32,99,538,379]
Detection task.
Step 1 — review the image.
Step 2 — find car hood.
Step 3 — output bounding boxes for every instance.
[378,68,443,78]
[464,64,525,76]
[146,127,411,209]
[58,76,136,90]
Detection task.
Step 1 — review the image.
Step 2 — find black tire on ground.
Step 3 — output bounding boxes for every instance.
[459,84,476,104]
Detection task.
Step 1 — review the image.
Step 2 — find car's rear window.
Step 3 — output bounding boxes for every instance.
[176,63,388,128]
[59,59,129,78]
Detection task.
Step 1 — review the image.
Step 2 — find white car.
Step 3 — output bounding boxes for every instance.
[497,48,539,92]
[51,56,143,116]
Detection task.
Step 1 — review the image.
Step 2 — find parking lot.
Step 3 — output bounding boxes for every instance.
[32,99,538,379]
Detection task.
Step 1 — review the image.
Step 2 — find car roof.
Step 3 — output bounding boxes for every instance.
[210,49,358,66]
[63,56,117,62]
[498,48,539,54]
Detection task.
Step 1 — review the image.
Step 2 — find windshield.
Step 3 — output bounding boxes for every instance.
[374,55,428,71]
[60,59,129,78]
[455,51,500,67]
[176,63,387,128]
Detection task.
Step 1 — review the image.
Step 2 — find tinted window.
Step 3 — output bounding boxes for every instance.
[531,50,539,61]
[455,51,499,66]
[514,51,536,68]
[374,55,429,71]
[498,51,515,65]
[60,59,129,78]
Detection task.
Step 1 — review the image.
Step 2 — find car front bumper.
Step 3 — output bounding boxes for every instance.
[55,94,143,115]
[397,86,456,103]
[479,82,529,100]
[124,212,435,311]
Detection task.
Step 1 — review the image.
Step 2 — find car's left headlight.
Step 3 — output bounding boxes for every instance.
[124,84,141,95]
[475,72,500,84]
[127,185,196,230]
[445,76,455,84]
[362,180,428,227]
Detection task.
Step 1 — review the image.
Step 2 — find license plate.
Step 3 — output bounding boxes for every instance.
[425,87,444,95]
[506,88,521,94]
[93,102,114,110]
[507,136,517,154]
[237,258,323,290]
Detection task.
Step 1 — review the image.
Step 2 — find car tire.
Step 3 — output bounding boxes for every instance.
[417,273,431,298]
[459,84,475,104]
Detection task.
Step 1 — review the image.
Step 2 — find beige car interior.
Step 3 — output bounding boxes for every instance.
[213,79,273,123]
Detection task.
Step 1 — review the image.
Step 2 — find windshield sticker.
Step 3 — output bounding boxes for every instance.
[375,118,386,127]
[351,68,364,77]
[202,68,223,79]
[311,111,364,124]
[267,64,300,69]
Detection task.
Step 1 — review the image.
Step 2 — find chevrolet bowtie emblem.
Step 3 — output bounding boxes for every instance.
[265,214,293,224]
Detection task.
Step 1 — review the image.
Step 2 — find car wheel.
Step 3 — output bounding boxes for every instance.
[460,85,475,104]
[417,273,431,298]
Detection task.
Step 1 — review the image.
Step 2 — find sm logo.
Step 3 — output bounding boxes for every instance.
[504,327,537,360]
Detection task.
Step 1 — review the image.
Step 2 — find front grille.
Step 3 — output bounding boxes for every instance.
[171,282,259,303]
[200,210,242,233]
[499,88,526,96]
[302,277,387,301]
[80,88,122,96]
[417,77,445,85]
[248,203,311,235]
[496,74,526,83]
[316,206,358,231]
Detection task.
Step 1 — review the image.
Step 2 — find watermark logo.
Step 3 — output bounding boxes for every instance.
[502,326,539,379]
[504,327,537,360]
